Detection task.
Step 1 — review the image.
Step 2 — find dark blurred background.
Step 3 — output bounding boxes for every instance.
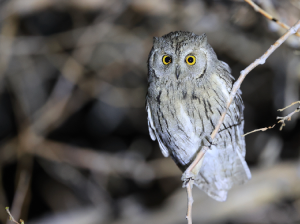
[0,0,300,223]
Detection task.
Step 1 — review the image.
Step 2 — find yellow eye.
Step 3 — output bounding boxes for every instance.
[186,55,196,65]
[162,55,172,65]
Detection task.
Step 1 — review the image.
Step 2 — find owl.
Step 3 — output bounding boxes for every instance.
[146,31,251,201]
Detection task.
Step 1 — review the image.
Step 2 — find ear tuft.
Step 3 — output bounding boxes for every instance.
[153,37,160,47]
[198,33,207,45]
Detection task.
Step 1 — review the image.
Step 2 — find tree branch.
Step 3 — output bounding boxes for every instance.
[277,102,300,131]
[244,0,300,37]
[185,180,193,224]
[242,124,276,137]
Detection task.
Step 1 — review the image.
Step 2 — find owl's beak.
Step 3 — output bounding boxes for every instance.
[176,65,180,79]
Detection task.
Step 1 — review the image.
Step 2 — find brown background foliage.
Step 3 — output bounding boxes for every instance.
[0,0,300,223]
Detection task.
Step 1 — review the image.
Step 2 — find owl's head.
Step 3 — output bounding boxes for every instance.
[148,31,218,82]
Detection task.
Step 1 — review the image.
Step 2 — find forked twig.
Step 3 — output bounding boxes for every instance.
[184,20,300,224]
[277,102,300,130]
[244,0,300,37]
[243,101,300,136]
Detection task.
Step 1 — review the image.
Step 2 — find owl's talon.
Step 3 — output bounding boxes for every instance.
[182,170,194,180]
[182,177,194,188]
[205,135,213,145]
[181,171,195,187]
[201,134,213,148]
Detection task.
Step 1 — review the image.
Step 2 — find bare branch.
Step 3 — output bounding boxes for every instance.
[242,101,300,136]
[242,124,276,137]
[278,101,300,112]
[244,0,300,37]
[185,180,194,224]
[277,104,300,131]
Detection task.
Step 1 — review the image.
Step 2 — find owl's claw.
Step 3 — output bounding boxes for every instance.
[202,135,213,147]
[181,170,195,188]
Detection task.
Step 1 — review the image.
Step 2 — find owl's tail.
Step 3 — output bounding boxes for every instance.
[194,143,251,202]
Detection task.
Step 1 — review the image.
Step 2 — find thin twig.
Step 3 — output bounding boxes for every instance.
[277,105,300,131]
[6,171,30,224]
[185,180,193,224]
[243,101,300,136]
[183,20,300,223]
[242,124,276,137]
[5,207,24,224]
[244,0,300,37]
[277,101,300,111]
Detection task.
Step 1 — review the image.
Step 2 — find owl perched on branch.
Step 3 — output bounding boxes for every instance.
[146,31,251,201]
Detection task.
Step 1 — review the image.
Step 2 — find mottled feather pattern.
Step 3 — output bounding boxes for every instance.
[146,31,251,201]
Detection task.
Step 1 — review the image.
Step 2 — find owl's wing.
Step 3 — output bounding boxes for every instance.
[234,89,246,156]
[194,123,251,202]
[146,100,169,157]
[194,145,251,201]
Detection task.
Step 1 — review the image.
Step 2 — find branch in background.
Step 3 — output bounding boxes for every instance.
[277,101,300,131]
[5,207,24,224]
[183,20,300,224]
[0,15,18,82]
[277,101,300,112]
[243,124,276,137]
[243,101,300,136]
[244,0,300,37]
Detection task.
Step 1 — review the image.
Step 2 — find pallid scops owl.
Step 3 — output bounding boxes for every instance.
[146,31,251,201]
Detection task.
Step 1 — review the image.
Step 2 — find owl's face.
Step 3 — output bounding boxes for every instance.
[148,32,211,81]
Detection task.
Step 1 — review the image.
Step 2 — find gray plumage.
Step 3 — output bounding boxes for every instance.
[146,31,251,201]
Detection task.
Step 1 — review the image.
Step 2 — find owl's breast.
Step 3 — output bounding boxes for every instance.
[152,93,203,167]
[148,76,242,168]
[171,104,202,163]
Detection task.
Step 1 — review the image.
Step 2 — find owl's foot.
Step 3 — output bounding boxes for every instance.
[202,135,213,147]
[181,171,195,188]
